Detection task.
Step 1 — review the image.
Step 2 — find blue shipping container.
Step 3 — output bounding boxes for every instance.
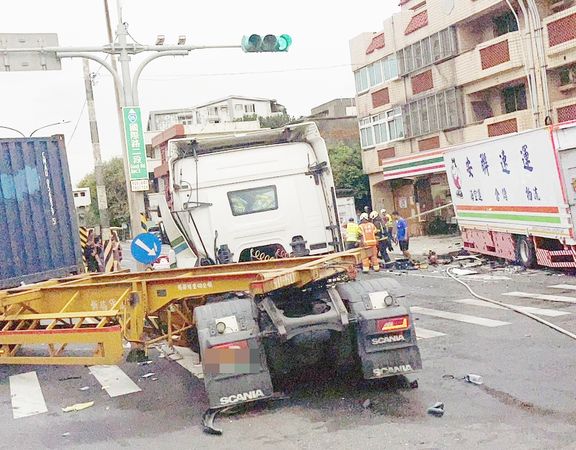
[0,135,82,289]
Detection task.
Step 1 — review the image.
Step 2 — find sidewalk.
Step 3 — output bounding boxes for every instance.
[389,233,463,260]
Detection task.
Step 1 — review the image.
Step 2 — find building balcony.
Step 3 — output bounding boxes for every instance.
[452,31,524,87]
[462,109,534,143]
[544,6,576,69]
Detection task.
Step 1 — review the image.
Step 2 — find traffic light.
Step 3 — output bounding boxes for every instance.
[241,34,292,52]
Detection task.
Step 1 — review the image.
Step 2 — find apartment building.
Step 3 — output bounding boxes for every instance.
[147,95,286,132]
[350,0,576,235]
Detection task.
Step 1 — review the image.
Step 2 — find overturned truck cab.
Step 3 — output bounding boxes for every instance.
[194,278,422,411]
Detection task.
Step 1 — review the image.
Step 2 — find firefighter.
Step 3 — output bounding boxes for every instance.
[359,212,380,273]
[371,211,391,267]
[345,217,361,250]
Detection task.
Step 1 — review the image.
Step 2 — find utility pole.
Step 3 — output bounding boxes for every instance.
[82,59,111,243]
[103,0,134,237]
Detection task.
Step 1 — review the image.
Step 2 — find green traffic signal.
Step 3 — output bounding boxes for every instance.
[241,34,292,52]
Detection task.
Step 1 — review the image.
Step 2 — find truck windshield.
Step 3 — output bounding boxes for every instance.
[227,185,278,216]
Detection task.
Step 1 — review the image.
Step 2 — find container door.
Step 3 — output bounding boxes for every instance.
[559,147,576,232]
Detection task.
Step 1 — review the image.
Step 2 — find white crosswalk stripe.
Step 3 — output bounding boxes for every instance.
[411,306,510,327]
[414,327,446,339]
[455,298,570,317]
[502,291,576,304]
[9,371,48,419]
[89,365,142,398]
[549,284,576,291]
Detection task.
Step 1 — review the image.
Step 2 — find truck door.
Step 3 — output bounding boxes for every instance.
[559,147,576,227]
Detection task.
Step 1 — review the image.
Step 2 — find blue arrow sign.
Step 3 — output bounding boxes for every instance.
[131,232,162,265]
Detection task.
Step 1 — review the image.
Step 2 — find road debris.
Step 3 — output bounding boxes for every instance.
[362,399,372,409]
[427,402,445,417]
[138,360,153,365]
[62,432,70,438]
[409,380,419,389]
[58,376,81,381]
[79,386,90,391]
[140,372,156,379]
[62,401,94,413]
[451,268,479,276]
[464,374,484,385]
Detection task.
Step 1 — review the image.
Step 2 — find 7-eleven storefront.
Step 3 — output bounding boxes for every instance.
[372,150,456,236]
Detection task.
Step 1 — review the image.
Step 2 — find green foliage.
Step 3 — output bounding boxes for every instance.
[258,113,295,129]
[77,157,129,227]
[328,144,371,207]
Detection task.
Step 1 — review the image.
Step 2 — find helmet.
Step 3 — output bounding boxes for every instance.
[380,209,387,214]
[369,211,379,220]
[359,212,369,221]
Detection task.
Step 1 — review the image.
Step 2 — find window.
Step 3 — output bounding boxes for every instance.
[402,87,463,138]
[560,66,576,85]
[228,185,278,216]
[502,84,527,113]
[235,104,244,112]
[358,108,404,149]
[354,54,399,94]
[397,27,457,76]
[208,107,218,116]
[244,103,256,113]
[493,12,518,37]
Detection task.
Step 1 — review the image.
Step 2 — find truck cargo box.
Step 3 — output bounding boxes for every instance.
[0,135,82,288]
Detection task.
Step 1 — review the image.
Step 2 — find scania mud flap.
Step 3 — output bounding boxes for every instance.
[194,298,274,409]
[336,279,423,380]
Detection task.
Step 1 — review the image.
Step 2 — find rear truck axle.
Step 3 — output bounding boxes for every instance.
[193,278,422,433]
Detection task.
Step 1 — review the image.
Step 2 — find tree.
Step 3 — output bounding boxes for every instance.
[328,144,371,208]
[77,157,129,228]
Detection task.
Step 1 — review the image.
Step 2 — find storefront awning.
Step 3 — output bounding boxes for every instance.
[382,149,445,181]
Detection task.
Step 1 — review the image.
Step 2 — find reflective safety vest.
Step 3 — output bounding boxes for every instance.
[359,222,377,246]
[345,222,361,242]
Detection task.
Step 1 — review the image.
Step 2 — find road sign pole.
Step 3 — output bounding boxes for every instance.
[116,1,147,271]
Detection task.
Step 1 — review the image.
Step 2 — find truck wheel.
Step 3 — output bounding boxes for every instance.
[516,236,536,268]
[186,327,200,354]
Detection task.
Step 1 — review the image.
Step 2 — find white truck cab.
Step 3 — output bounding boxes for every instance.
[166,122,342,264]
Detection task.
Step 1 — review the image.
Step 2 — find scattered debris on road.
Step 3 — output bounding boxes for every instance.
[140,372,156,379]
[427,402,445,417]
[79,386,90,391]
[62,401,94,413]
[464,374,484,385]
[61,432,71,438]
[58,376,81,382]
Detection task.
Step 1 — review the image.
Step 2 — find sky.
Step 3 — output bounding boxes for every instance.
[0,1,398,186]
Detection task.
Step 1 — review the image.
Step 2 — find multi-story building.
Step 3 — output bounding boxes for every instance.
[350,0,576,235]
[147,95,286,132]
[309,98,360,147]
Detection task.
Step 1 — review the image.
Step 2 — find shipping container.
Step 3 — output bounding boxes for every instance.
[0,135,82,288]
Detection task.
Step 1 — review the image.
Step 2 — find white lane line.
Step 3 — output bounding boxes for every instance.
[10,371,48,419]
[549,284,576,291]
[414,327,446,339]
[411,306,510,327]
[502,291,576,304]
[89,365,142,398]
[455,298,570,317]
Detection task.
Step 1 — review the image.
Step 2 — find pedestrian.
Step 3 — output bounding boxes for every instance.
[93,236,104,272]
[359,213,380,273]
[392,211,411,260]
[370,211,391,267]
[381,209,394,251]
[84,230,100,273]
[345,217,362,250]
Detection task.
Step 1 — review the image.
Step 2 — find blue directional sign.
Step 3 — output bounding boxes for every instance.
[131,232,162,265]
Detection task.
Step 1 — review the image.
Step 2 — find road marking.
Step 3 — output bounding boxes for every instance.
[411,306,510,327]
[414,327,446,339]
[89,365,142,398]
[455,298,570,317]
[549,284,576,291]
[10,371,48,419]
[502,291,576,304]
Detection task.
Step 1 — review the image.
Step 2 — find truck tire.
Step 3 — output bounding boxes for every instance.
[516,236,536,269]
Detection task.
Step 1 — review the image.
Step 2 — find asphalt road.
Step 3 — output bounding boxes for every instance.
[1,264,575,449]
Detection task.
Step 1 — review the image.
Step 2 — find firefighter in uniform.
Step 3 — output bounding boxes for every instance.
[371,210,391,267]
[359,212,380,273]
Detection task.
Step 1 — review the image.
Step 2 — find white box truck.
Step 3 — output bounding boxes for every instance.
[444,121,576,268]
[155,122,343,265]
